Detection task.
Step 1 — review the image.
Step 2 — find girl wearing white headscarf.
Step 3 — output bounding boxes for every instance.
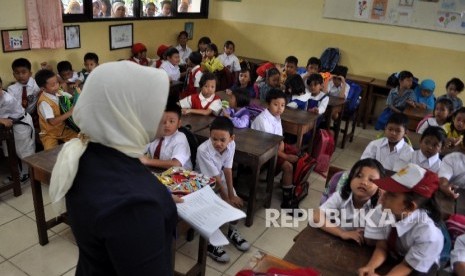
[49,61,176,275]
[111,2,126,18]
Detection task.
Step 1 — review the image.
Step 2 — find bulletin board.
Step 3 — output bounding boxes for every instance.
[323,0,465,35]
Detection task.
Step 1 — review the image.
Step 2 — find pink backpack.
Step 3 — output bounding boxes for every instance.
[311,129,335,177]
[415,114,434,133]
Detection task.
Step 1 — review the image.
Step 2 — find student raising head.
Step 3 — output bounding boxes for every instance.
[437,77,464,112]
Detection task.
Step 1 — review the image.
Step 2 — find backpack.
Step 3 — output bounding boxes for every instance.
[415,114,434,133]
[246,104,265,123]
[320,48,340,73]
[292,153,317,203]
[178,126,199,169]
[311,129,335,177]
[344,80,362,116]
[319,170,347,205]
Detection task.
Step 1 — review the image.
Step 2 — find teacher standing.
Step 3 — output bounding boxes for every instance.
[49,61,177,275]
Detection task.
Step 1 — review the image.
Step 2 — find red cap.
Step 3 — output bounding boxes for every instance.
[157,44,170,58]
[256,62,275,78]
[373,163,439,198]
[131,43,147,54]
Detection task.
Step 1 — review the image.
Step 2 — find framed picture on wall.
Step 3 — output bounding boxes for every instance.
[184,22,194,40]
[64,25,81,49]
[1,29,30,53]
[109,24,133,50]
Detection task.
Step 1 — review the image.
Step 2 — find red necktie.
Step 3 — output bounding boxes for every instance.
[21,86,28,109]
[153,137,164,159]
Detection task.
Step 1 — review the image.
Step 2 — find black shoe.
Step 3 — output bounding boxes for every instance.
[2,174,29,184]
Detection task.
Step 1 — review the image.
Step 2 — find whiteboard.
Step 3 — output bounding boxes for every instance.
[323,0,465,35]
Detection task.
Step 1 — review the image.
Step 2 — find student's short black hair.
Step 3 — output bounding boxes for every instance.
[232,88,250,108]
[306,57,320,68]
[178,31,188,38]
[57,61,73,74]
[421,126,446,145]
[434,98,454,115]
[386,113,408,129]
[306,73,323,86]
[84,52,99,64]
[285,74,306,96]
[188,52,202,66]
[224,40,235,49]
[398,70,414,81]
[197,36,211,47]
[266,88,287,104]
[446,77,464,93]
[35,69,56,88]
[165,102,182,118]
[210,116,234,135]
[11,58,32,71]
[206,43,219,56]
[266,67,280,79]
[165,47,179,58]
[146,2,155,8]
[199,72,217,88]
[284,56,298,66]
[160,0,171,8]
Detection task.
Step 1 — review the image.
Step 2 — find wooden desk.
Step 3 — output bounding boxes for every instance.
[325,96,346,147]
[181,114,215,132]
[195,127,283,226]
[403,106,432,131]
[0,125,21,196]
[22,146,207,276]
[364,79,393,128]
[346,74,375,129]
[284,226,393,275]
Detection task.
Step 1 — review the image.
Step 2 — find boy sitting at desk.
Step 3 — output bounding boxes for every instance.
[251,89,299,210]
[56,61,84,93]
[196,117,250,263]
[438,139,465,199]
[0,77,35,183]
[140,103,192,170]
[361,113,413,171]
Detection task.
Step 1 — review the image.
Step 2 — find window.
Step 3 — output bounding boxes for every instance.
[62,0,209,22]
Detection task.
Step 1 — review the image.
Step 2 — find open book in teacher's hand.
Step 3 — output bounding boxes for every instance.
[176,185,246,246]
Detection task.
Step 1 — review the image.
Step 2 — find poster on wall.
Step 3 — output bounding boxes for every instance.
[371,0,389,20]
[437,11,461,28]
[355,0,372,18]
[399,0,415,7]
[1,29,30,53]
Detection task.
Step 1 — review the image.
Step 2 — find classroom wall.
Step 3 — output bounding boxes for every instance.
[208,0,465,100]
[0,0,209,86]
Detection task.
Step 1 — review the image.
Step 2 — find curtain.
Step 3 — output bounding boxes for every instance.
[25,0,64,49]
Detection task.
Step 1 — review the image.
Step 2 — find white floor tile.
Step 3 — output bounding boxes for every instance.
[0,201,23,226]
[205,266,223,276]
[10,235,78,276]
[26,204,70,234]
[0,261,28,276]
[224,247,261,275]
[253,227,299,258]
[173,252,197,274]
[1,184,50,214]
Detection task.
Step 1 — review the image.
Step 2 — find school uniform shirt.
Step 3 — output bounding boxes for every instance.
[363,209,443,273]
[327,80,350,99]
[319,192,373,231]
[38,92,60,120]
[360,137,414,171]
[189,65,203,88]
[7,77,40,114]
[175,44,192,65]
[416,117,447,135]
[218,53,241,72]
[451,234,465,270]
[438,152,465,188]
[308,91,329,115]
[251,108,283,136]
[160,60,181,81]
[386,87,415,110]
[287,92,312,110]
[443,122,463,139]
[59,71,85,84]
[0,90,24,119]
[179,93,222,115]
[196,139,235,188]
[401,150,441,173]
[146,130,192,170]
[438,94,463,112]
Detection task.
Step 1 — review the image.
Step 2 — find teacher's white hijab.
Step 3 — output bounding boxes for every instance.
[49,61,169,214]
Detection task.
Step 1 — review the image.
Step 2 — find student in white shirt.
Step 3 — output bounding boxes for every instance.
[361,113,413,171]
[140,104,192,170]
[175,31,192,66]
[451,234,465,275]
[196,117,250,263]
[179,72,222,116]
[416,98,453,134]
[218,40,241,81]
[57,60,85,92]
[306,73,329,116]
[401,126,445,173]
[359,163,444,275]
[8,58,41,115]
[325,74,350,99]
[160,47,181,82]
[438,143,465,199]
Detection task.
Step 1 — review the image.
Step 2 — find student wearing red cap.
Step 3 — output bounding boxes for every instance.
[359,163,443,276]
[129,43,149,66]
[153,44,170,68]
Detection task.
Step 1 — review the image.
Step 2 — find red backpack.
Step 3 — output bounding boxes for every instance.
[292,153,317,203]
[311,129,335,177]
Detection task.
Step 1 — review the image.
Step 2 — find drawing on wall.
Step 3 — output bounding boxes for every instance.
[371,0,388,19]
[399,0,415,7]
[437,11,461,28]
[355,0,371,18]
[1,29,30,53]
[441,0,457,9]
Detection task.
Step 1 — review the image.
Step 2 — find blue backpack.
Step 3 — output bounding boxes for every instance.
[343,80,362,116]
[320,48,340,73]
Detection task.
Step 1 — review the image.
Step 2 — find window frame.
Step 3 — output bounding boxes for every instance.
[62,0,209,23]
